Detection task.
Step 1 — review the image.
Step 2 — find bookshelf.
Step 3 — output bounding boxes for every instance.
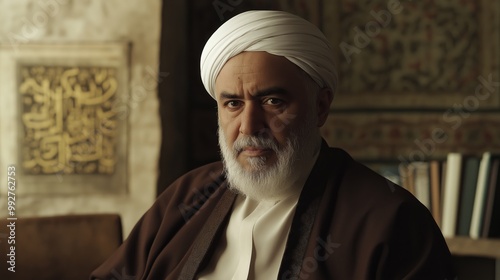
[446,237,500,279]
[446,237,500,259]
[372,152,500,263]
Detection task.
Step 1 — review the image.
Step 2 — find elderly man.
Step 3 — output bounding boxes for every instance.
[91,10,455,280]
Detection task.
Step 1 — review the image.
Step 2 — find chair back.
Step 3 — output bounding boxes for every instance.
[0,213,122,280]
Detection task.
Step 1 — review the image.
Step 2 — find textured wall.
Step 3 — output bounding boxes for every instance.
[0,0,162,236]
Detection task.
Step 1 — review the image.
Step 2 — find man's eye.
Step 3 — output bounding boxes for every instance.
[225,100,241,108]
[264,98,283,106]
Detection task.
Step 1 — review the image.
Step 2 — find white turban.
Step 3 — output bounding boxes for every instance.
[200,10,337,99]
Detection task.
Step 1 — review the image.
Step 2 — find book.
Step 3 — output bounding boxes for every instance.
[413,162,431,210]
[456,156,480,236]
[400,163,415,196]
[481,157,500,238]
[441,153,463,237]
[441,160,447,209]
[486,157,500,238]
[430,160,442,227]
[470,152,492,239]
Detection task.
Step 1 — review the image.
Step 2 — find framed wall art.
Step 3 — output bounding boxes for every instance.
[0,43,130,195]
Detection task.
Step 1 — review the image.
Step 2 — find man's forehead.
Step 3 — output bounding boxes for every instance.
[225,62,256,75]
[221,52,301,76]
[215,52,315,99]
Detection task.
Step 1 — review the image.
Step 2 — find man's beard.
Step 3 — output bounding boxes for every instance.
[218,117,320,202]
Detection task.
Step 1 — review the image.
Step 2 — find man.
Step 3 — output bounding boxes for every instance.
[91,10,455,280]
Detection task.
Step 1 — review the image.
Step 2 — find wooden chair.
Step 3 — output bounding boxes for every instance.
[0,213,122,280]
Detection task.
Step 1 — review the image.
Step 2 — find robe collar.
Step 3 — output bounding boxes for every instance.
[178,139,346,279]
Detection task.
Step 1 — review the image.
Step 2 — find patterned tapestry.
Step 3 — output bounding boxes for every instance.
[325,0,500,108]
[322,112,500,161]
[322,0,500,162]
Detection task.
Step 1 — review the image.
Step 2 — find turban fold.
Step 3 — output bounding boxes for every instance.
[200,10,338,99]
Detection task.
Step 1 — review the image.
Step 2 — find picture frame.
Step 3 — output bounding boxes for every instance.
[0,43,130,195]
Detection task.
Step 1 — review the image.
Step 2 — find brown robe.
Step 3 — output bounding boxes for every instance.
[90,141,456,279]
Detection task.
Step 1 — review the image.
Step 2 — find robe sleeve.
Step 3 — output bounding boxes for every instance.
[89,162,225,280]
[89,185,177,280]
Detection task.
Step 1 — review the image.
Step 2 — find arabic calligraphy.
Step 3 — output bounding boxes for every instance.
[19,66,118,175]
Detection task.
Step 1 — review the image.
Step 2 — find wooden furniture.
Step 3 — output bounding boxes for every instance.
[0,214,122,280]
[446,237,500,259]
[447,237,500,279]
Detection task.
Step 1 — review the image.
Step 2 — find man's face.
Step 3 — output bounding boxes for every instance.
[215,51,328,172]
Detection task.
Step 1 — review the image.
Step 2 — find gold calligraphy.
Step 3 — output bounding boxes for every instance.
[19,66,118,175]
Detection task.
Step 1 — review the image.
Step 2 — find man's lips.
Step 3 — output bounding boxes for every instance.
[239,147,273,157]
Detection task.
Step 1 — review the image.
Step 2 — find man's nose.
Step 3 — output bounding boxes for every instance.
[239,103,266,136]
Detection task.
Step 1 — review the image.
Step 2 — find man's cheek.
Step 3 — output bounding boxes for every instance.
[270,111,297,133]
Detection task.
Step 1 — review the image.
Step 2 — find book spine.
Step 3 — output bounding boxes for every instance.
[413,162,431,210]
[456,157,480,236]
[441,153,463,238]
[430,160,442,227]
[469,152,491,239]
[480,159,500,238]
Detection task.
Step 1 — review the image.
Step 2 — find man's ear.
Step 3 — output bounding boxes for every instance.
[316,88,333,127]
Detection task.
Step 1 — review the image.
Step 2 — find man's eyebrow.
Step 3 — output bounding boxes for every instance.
[219,92,240,100]
[218,87,288,100]
[253,87,288,97]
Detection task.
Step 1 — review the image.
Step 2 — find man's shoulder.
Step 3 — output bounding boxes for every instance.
[157,161,225,201]
[327,146,389,185]
[175,161,225,185]
[327,147,419,207]
[327,147,436,229]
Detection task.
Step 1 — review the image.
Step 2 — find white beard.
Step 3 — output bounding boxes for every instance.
[218,115,320,202]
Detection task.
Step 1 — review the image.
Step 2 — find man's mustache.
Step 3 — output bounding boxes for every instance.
[233,136,279,154]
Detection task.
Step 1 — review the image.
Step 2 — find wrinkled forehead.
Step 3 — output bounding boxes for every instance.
[218,51,303,76]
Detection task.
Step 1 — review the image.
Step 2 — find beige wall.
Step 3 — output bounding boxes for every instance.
[0,0,162,237]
